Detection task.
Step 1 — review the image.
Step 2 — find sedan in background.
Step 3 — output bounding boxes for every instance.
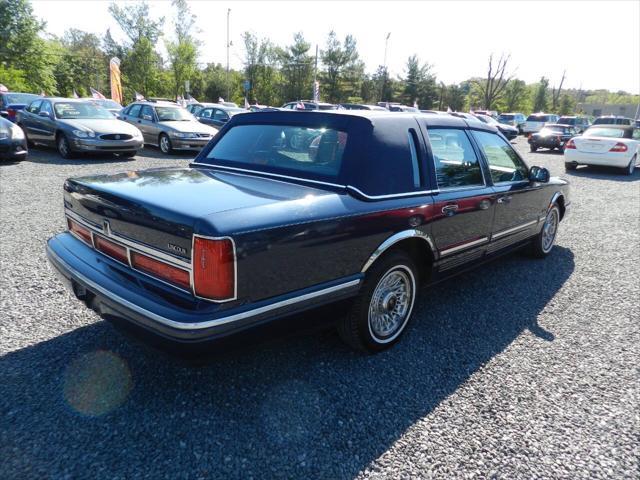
[194,104,247,129]
[83,98,123,116]
[528,124,577,152]
[592,116,634,126]
[0,115,28,161]
[523,113,560,134]
[17,98,143,159]
[497,112,526,133]
[0,92,41,123]
[340,103,388,111]
[281,101,338,110]
[474,114,519,140]
[557,115,591,133]
[119,101,217,154]
[564,125,640,175]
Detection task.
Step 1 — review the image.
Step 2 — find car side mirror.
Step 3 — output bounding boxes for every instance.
[142,114,153,121]
[38,111,51,118]
[529,166,550,183]
[0,110,8,118]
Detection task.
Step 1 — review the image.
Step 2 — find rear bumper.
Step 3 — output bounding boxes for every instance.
[46,233,361,344]
[0,138,28,160]
[564,149,634,168]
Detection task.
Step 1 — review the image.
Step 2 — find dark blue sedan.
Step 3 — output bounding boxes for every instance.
[0,92,40,123]
[47,111,570,353]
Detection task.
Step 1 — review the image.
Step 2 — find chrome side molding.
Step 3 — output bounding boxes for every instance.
[362,229,435,272]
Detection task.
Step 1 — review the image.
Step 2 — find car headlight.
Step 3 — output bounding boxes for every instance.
[0,126,9,140]
[11,125,25,140]
[132,129,143,139]
[171,132,190,138]
[72,129,95,138]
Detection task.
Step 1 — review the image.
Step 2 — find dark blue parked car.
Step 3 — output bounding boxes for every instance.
[47,111,570,353]
[0,92,40,123]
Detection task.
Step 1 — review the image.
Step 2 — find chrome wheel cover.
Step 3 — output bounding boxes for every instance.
[542,208,559,253]
[160,136,170,153]
[368,266,415,343]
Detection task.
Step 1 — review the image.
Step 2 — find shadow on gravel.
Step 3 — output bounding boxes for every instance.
[0,247,574,479]
[563,165,640,181]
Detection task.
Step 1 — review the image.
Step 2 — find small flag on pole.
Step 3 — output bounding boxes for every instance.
[244,97,250,109]
[72,90,79,99]
[134,91,145,101]
[90,87,106,99]
[447,106,452,113]
[0,84,8,93]
[40,91,46,96]
[218,97,225,103]
[413,99,418,109]
[313,81,320,103]
[296,100,305,110]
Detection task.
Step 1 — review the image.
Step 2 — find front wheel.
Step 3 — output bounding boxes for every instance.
[159,134,173,155]
[530,145,537,152]
[338,251,418,353]
[565,162,577,171]
[57,134,74,159]
[528,205,560,259]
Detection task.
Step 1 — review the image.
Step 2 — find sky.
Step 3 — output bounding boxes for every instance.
[31,0,640,94]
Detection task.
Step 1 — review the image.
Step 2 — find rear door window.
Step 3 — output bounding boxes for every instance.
[140,105,154,120]
[427,128,484,189]
[472,131,528,183]
[127,104,142,118]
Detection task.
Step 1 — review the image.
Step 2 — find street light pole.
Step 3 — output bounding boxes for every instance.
[226,8,230,100]
[381,32,391,102]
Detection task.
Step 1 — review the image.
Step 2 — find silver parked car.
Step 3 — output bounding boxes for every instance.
[16,98,144,159]
[119,101,217,154]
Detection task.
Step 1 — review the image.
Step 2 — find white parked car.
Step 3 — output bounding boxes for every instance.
[523,113,559,134]
[564,125,640,175]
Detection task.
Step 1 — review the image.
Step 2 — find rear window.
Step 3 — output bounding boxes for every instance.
[583,127,630,139]
[593,117,631,125]
[527,115,550,122]
[557,117,576,125]
[498,114,515,121]
[4,93,40,105]
[540,126,569,135]
[206,125,347,179]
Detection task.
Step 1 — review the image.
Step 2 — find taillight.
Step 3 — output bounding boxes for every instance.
[565,139,576,149]
[131,252,190,289]
[192,236,235,301]
[7,108,16,118]
[609,142,628,152]
[67,218,92,245]
[94,235,128,264]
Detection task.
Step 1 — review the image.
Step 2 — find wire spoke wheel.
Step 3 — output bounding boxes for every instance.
[542,208,559,253]
[368,267,414,341]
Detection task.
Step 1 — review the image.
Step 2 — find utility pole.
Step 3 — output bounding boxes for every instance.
[381,32,391,102]
[226,8,231,100]
[313,44,318,101]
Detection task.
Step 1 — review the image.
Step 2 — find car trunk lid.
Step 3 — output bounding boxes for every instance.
[573,136,619,153]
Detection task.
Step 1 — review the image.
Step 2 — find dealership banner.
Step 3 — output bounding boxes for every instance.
[110,57,123,105]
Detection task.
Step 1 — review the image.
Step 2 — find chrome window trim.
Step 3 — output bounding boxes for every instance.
[346,185,438,200]
[362,229,436,272]
[65,209,190,269]
[191,234,238,303]
[440,236,489,257]
[48,244,360,331]
[491,219,538,241]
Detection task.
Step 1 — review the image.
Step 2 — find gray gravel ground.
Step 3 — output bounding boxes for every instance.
[1,138,638,479]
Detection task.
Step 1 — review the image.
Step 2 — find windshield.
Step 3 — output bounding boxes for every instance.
[583,127,627,138]
[155,106,195,121]
[476,114,497,124]
[557,117,576,125]
[539,127,567,135]
[318,104,338,110]
[206,124,347,179]
[4,93,40,105]
[498,114,514,121]
[95,99,122,109]
[54,102,113,119]
[527,115,550,122]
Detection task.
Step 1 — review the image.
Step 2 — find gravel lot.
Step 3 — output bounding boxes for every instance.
[1,138,638,479]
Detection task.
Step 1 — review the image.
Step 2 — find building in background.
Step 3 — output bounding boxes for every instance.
[577,103,640,119]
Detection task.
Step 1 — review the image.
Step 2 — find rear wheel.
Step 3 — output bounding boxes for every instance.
[564,162,577,171]
[159,133,173,154]
[530,145,537,152]
[338,251,418,353]
[56,133,74,159]
[528,205,560,259]
[18,124,33,147]
[623,155,636,176]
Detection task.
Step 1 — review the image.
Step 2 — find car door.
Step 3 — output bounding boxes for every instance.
[37,100,57,146]
[21,100,43,140]
[196,107,216,126]
[211,108,230,128]
[423,127,496,271]
[121,104,142,126]
[471,130,547,251]
[138,105,157,144]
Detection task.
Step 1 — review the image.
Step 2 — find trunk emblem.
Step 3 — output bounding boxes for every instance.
[102,220,111,235]
[115,135,121,140]
[168,243,187,255]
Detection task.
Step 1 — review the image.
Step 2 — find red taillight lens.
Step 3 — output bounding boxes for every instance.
[67,218,92,245]
[609,142,628,152]
[565,139,576,149]
[131,252,190,289]
[94,235,128,264]
[192,237,235,300]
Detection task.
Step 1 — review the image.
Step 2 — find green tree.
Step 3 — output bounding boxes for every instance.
[558,94,575,115]
[473,53,512,109]
[401,55,437,108]
[107,1,164,44]
[532,77,550,112]
[320,31,361,103]
[53,29,108,96]
[242,32,280,105]
[372,65,393,103]
[166,0,199,98]
[277,33,313,101]
[501,79,527,112]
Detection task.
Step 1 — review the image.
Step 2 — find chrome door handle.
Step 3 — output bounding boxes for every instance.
[497,196,512,204]
[442,204,459,216]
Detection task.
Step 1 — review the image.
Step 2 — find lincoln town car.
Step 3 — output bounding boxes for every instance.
[46,111,570,353]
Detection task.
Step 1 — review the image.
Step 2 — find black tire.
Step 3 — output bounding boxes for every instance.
[530,145,537,152]
[623,155,636,176]
[119,151,137,158]
[338,251,419,353]
[159,133,173,154]
[564,162,577,171]
[56,133,75,159]
[18,124,33,147]
[528,205,560,259]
